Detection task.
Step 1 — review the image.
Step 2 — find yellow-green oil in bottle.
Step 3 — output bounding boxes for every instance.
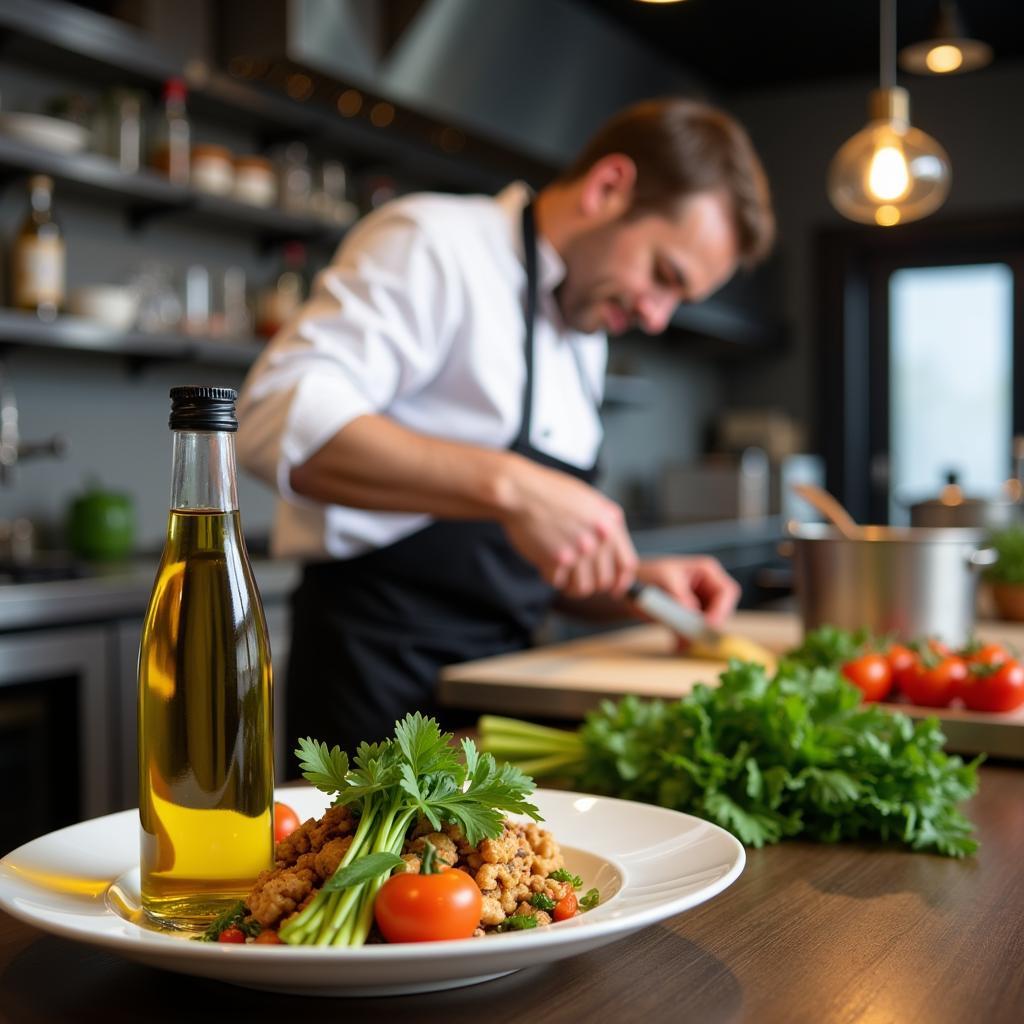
[138,508,273,929]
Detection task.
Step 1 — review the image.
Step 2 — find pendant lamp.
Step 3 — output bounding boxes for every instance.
[828,0,951,227]
[899,0,992,75]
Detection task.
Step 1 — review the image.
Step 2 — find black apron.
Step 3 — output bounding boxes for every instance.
[284,203,601,762]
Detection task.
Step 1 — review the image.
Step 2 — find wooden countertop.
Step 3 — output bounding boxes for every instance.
[440,611,1024,759]
[1,764,1020,1022]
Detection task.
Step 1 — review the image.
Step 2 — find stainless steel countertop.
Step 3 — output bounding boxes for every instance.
[0,558,301,632]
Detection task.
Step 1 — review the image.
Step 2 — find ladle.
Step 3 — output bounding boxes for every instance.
[790,482,862,540]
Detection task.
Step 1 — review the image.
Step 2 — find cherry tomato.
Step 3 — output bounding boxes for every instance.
[900,656,968,708]
[964,642,1010,668]
[375,867,483,943]
[886,644,920,691]
[960,659,1024,713]
[553,892,578,922]
[273,801,301,844]
[218,926,246,944]
[253,929,282,944]
[841,653,893,702]
[925,638,952,658]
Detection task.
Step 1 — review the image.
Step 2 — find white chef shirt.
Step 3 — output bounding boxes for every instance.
[236,182,606,560]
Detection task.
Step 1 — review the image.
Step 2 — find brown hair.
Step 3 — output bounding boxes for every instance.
[560,98,775,267]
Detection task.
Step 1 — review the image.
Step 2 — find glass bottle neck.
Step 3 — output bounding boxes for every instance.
[170,430,238,512]
[30,185,53,223]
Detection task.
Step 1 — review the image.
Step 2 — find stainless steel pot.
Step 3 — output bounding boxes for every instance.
[787,523,996,646]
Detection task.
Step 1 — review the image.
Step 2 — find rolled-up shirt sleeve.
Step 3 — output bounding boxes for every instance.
[236,208,458,499]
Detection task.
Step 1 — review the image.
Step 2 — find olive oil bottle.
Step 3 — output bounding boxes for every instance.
[138,386,273,929]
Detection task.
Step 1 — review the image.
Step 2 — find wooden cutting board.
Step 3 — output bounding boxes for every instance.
[439,610,1024,758]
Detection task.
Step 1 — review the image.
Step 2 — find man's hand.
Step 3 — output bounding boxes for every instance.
[633,556,741,628]
[497,454,638,599]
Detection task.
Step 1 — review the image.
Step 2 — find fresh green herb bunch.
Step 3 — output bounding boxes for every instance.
[783,625,876,668]
[280,712,541,947]
[983,526,1024,585]
[480,661,981,857]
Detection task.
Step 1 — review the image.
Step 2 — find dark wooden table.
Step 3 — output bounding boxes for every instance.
[1,765,1021,1024]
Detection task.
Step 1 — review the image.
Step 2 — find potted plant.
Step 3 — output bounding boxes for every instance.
[984,526,1024,621]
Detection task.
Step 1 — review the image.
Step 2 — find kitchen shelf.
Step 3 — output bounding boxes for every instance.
[0,307,262,368]
[0,0,546,194]
[0,135,349,246]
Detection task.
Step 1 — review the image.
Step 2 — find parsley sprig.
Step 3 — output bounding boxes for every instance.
[279,712,541,947]
[195,900,260,942]
[479,659,981,857]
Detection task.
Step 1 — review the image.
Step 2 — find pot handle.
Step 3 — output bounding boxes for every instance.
[968,547,998,570]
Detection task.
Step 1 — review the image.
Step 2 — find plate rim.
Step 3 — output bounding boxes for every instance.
[0,787,745,965]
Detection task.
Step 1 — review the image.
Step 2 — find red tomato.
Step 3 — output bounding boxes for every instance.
[253,929,282,944]
[273,801,301,844]
[886,644,920,691]
[375,867,483,943]
[553,892,578,922]
[964,642,1010,668]
[218,926,246,944]
[900,656,967,708]
[841,654,893,702]
[960,659,1024,713]
[925,638,952,658]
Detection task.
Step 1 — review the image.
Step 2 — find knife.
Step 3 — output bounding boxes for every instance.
[626,581,723,648]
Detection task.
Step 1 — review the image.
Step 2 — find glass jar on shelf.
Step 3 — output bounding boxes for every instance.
[132,263,183,335]
[273,141,313,215]
[210,266,250,341]
[191,144,235,196]
[95,89,144,173]
[311,159,358,226]
[183,264,211,336]
[233,155,276,207]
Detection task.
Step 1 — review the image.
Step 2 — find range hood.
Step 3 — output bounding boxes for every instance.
[221,0,705,166]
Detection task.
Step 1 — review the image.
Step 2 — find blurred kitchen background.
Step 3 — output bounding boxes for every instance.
[1,0,1024,847]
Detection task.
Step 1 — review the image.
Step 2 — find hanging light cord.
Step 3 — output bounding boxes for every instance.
[880,0,897,91]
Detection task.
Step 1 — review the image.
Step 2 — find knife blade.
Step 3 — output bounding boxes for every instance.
[626,581,722,647]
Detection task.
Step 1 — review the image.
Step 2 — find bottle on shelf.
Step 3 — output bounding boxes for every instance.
[138,386,274,930]
[151,77,191,185]
[255,241,307,338]
[11,175,66,321]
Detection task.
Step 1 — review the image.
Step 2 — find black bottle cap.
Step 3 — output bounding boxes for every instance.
[169,386,238,432]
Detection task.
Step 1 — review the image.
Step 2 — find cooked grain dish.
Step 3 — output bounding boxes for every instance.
[246,806,573,937]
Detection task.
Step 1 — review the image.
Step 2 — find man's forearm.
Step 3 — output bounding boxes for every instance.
[288,413,520,519]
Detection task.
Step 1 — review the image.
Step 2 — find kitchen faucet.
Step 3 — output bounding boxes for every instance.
[0,360,65,486]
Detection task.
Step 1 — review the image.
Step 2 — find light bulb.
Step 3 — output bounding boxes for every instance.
[926,44,963,73]
[867,143,910,201]
[828,88,951,226]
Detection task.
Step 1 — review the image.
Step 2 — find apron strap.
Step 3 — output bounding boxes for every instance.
[513,201,539,450]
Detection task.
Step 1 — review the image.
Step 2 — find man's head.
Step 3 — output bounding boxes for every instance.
[537,98,774,336]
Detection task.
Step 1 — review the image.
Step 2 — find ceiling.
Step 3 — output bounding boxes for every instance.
[576,0,1024,93]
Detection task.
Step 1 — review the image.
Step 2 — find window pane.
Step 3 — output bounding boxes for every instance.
[889,263,1013,522]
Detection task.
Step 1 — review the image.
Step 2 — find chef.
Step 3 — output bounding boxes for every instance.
[237,97,775,757]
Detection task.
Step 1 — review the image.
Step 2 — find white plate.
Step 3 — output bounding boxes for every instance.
[0,787,744,997]
[0,112,90,153]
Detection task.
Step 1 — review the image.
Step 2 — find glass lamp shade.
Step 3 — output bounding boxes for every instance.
[828,88,951,226]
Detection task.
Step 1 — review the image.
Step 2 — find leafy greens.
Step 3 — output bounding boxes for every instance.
[479,660,981,857]
[280,712,540,947]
